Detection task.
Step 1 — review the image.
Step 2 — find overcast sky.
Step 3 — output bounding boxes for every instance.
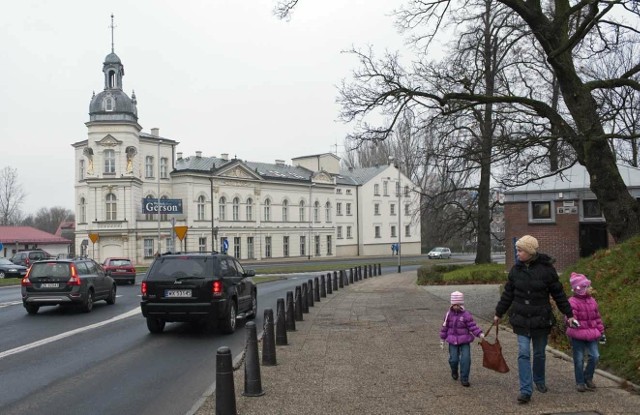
[2,0,408,215]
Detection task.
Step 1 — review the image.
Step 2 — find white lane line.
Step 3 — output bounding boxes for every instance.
[0,307,140,360]
[0,301,23,308]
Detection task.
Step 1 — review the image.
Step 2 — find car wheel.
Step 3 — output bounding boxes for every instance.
[25,304,39,315]
[0,271,5,278]
[220,301,237,334]
[247,292,257,320]
[146,317,165,334]
[106,284,117,305]
[82,290,94,313]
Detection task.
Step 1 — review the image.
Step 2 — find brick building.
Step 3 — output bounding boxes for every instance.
[504,163,640,272]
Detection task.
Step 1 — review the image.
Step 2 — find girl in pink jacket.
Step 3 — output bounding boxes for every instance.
[566,272,605,392]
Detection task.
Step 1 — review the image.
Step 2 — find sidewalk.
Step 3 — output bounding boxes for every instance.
[195,272,640,415]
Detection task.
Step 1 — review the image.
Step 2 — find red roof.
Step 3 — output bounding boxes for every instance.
[55,221,75,237]
[0,226,71,245]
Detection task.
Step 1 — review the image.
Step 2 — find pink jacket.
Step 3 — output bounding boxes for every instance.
[439,308,483,345]
[566,294,604,341]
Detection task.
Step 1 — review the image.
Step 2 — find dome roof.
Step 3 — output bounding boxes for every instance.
[104,52,122,64]
[89,89,138,121]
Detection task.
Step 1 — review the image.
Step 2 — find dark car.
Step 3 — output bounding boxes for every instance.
[21,258,116,314]
[140,252,257,334]
[0,258,28,279]
[10,250,55,267]
[103,257,136,285]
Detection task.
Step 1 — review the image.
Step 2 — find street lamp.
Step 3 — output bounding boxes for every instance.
[209,164,216,252]
[157,139,162,256]
[308,182,314,260]
[389,157,402,273]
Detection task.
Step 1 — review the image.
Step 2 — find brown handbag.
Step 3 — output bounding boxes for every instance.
[479,323,510,373]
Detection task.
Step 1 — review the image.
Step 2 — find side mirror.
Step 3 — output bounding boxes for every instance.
[246,269,256,277]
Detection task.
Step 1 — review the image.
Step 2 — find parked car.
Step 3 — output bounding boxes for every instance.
[140,252,257,334]
[102,257,136,285]
[10,250,55,267]
[0,258,28,279]
[21,258,116,314]
[427,247,452,259]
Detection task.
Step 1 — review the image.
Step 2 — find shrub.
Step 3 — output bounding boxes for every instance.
[417,266,443,285]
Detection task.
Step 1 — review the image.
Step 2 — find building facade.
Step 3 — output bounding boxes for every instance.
[504,163,640,272]
[72,50,421,264]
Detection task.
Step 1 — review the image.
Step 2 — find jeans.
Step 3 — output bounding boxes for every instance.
[448,343,471,381]
[517,334,548,396]
[570,338,600,385]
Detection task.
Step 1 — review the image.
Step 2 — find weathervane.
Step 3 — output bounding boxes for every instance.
[109,14,116,53]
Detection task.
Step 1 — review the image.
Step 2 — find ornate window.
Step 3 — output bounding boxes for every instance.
[232,197,240,221]
[104,150,115,174]
[246,198,253,221]
[160,157,168,178]
[282,199,289,222]
[299,200,305,222]
[79,197,86,223]
[325,202,331,222]
[197,195,206,220]
[106,193,117,221]
[264,199,271,222]
[314,201,320,222]
[218,196,226,221]
[145,156,154,178]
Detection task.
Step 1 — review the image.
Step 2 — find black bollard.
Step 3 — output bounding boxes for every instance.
[320,274,327,297]
[301,282,309,313]
[286,291,296,331]
[326,273,333,294]
[369,264,373,277]
[262,309,277,366]
[307,279,314,307]
[364,264,368,279]
[216,346,237,415]
[314,276,320,302]
[243,321,265,397]
[344,269,349,286]
[333,271,338,291]
[339,270,344,288]
[294,286,303,321]
[276,298,288,345]
[359,265,362,280]
[373,263,377,276]
[349,268,354,284]
[378,263,381,275]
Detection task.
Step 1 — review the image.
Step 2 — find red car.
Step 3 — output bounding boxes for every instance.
[102,257,136,285]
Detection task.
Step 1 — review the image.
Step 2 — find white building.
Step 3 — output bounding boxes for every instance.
[72,49,421,264]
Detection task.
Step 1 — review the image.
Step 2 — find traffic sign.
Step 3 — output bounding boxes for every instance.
[222,239,229,252]
[0,242,4,251]
[89,233,99,243]
[174,226,188,241]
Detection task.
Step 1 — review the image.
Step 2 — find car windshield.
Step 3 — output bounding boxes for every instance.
[30,262,70,278]
[109,259,132,267]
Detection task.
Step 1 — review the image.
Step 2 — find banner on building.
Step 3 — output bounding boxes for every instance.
[142,198,183,214]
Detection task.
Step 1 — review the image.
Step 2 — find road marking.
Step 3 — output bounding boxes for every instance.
[0,301,23,308]
[0,307,140,360]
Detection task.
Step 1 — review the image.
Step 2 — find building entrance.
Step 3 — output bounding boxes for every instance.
[579,223,608,258]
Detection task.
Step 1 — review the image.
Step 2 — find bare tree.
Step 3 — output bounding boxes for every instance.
[0,166,26,225]
[21,207,74,235]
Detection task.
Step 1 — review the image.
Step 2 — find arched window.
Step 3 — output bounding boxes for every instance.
[145,194,154,221]
[106,193,117,221]
[246,198,253,221]
[314,201,320,222]
[299,200,305,222]
[232,197,240,221]
[197,195,206,220]
[264,198,271,222]
[219,196,226,221]
[282,199,289,222]
[79,197,86,223]
[104,149,115,173]
[325,202,331,222]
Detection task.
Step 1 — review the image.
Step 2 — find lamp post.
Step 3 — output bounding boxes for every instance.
[308,183,314,260]
[157,139,162,256]
[209,164,216,252]
[397,161,402,273]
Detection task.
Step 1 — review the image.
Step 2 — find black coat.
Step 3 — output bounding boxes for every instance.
[495,253,573,336]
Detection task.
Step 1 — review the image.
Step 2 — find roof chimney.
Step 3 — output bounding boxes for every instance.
[196,151,202,158]
[177,152,183,160]
[221,153,229,161]
[151,128,159,137]
[275,159,285,166]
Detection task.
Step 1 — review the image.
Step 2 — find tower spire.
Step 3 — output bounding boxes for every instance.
[109,14,116,53]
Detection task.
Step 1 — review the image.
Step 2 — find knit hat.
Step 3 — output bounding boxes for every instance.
[450,291,464,305]
[570,272,591,295]
[516,235,539,255]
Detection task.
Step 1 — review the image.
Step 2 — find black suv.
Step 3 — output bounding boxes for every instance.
[140,252,257,334]
[11,250,55,267]
[21,258,116,314]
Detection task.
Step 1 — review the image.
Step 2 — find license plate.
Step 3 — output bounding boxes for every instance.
[117,269,128,272]
[165,289,191,298]
[40,283,59,288]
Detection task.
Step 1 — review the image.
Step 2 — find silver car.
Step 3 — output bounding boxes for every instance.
[21,259,116,314]
[427,247,452,259]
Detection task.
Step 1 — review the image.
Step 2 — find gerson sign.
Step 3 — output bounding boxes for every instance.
[142,198,183,214]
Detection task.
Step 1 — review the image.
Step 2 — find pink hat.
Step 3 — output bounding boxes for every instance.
[450,291,464,305]
[570,272,591,295]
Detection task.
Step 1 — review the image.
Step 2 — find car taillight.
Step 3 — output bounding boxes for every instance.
[141,281,147,295]
[212,280,223,296]
[21,269,32,286]
[67,264,81,286]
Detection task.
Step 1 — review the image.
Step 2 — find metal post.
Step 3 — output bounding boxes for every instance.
[210,165,215,252]
[157,139,162,255]
[397,161,402,273]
